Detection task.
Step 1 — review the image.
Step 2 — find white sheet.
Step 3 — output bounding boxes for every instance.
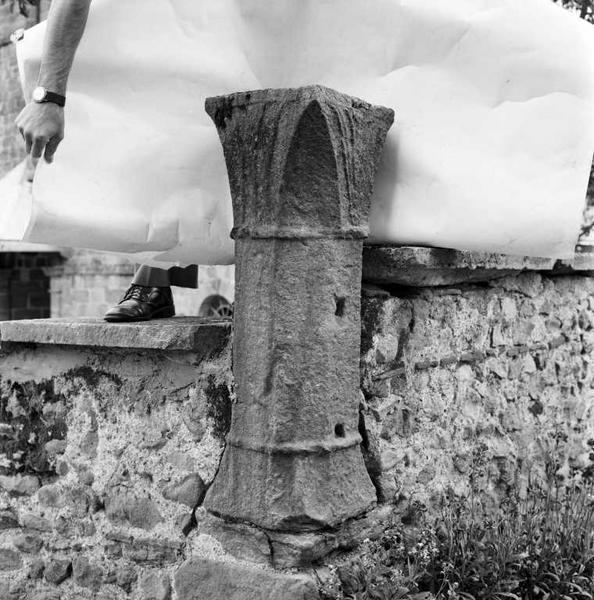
[1,0,593,263]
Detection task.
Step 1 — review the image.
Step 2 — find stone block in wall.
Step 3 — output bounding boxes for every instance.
[174,557,319,600]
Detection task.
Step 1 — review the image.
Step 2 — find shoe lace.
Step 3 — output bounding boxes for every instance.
[122,285,149,302]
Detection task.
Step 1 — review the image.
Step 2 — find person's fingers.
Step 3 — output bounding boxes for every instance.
[44,135,62,163]
[15,113,24,136]
[24,157,36,182]
[31,136,48,160]
[24,133,33,155]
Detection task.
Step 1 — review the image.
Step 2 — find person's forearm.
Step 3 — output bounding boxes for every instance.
[37,0,92,95]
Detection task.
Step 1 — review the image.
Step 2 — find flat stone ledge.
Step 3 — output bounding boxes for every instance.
[0,317,231,352]
[0,241,65,253]
[362,246,594,286]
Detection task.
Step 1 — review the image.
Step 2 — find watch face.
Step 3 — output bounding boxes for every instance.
[32,87,47,102]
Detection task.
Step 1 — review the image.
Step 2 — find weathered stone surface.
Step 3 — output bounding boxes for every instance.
[0,475,40,496]
[79,520,96,537]
[37,484,65,508]
[55,460,69,476]
[44,558,71,585]
[72,556,103,590]
[268,505,393,568]
[360,271,594,512]
[77,469,95,487]
[204,85,392,530]
[200,515,271,565]
[105,490,163,530]
[107,534,183,565]
[361,246,558,286]
[0,317,231,353]
[67,485,101,517]
[0,548,22,571]
[140,571,171,600]
[0,302,232,597]
[80,430,99,457]
[12,532,42,553]
[29,591,61,600]
[162,473,206,508]
[20,514,52,532]
[0,511,18,530]
[362,246,594,286]
[174,557,319,600]
[27,558,45,580]
[115,563,137,592]
[0,374,68,479]
[44,439,67,455]
[175,512,194,536]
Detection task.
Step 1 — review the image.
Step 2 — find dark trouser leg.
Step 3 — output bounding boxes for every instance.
[131,264,198,288]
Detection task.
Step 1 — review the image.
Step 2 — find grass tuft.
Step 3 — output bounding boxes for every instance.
[320,473,594,599]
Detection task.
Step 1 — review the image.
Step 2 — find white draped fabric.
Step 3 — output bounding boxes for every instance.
[0,0,592,264]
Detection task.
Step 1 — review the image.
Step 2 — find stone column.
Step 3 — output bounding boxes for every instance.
[204,86,393,531]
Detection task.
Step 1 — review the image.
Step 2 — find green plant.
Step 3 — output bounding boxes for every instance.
[319,523,438,600]
[321,468,594,600]
[427,475,594,599]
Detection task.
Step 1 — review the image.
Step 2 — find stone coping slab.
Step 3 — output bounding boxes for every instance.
[0,242,63,253]
[0,317,231,352]
[362,246,594,286]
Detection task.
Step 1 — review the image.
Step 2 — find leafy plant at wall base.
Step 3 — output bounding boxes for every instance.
[320,474,594,600]
[427,476,594,599]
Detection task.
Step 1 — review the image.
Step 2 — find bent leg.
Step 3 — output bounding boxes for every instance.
[166,265,198,289]
[132,265,198,288]
[131,265,171,287]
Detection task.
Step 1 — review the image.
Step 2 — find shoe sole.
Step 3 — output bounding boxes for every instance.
[104,305,176,323]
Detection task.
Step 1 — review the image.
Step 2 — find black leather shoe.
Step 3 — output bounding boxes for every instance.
[104,285,175,322]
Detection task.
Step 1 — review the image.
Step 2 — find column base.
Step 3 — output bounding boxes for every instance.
[175,557,319,600]
[204,443,376,531]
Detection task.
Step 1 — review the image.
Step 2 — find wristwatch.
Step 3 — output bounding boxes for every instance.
[32,86,66,108]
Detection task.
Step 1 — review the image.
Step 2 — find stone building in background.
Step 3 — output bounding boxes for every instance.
[0,1,234,320]
[46,252,234,319]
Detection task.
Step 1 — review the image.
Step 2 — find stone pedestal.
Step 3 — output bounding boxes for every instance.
[204,86,394,530]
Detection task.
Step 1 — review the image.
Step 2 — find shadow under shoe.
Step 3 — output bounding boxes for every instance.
[104,285,175,322]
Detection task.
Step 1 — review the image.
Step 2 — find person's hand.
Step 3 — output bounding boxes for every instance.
[15,101,65,164]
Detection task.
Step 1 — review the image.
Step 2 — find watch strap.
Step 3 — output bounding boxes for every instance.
[43,91,66,108]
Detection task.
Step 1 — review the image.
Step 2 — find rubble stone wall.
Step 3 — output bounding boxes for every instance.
[0,269,592,598]
[0,323,232,599]
[360,271,594,513]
